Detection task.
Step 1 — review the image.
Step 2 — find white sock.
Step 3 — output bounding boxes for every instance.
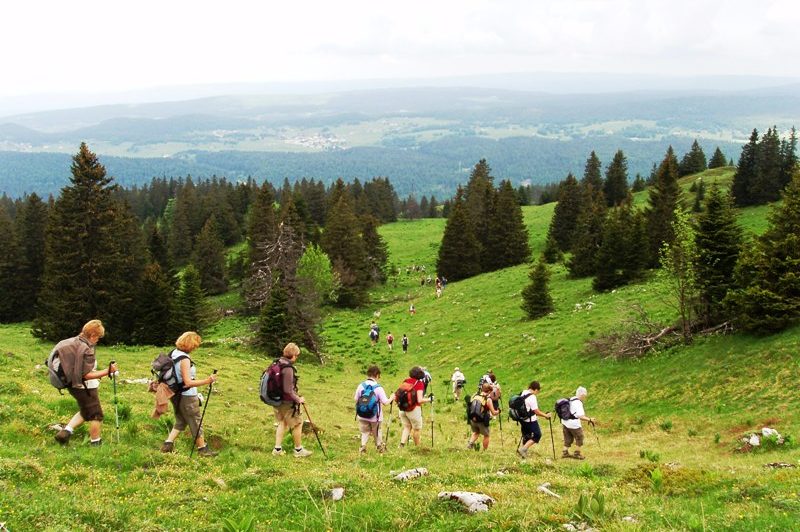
[64,426,74,434]
[90,438,101,443]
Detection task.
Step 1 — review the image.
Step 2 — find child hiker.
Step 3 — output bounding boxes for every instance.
[353,365,393,454]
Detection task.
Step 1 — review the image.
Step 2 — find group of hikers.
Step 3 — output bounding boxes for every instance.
[368,321,409,352]
[48,320,597,461]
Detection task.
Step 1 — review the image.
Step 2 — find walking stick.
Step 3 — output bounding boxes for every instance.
[498,407,504,448]
[110,360,119,443]
[589,420,601,450]
[302,403,328,458]
[430,395,435,448]
[384,402,393,446]
[548,416,556,460]
[189,369,217,457]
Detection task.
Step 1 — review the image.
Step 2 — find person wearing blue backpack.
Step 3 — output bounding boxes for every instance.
[353,365,393,454]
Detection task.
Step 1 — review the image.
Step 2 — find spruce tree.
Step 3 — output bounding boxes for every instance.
[581,151,604,191]
[484,180,530,271]
[321,192,371,307]
[362,215,389,284]
[33,143,145,343]
[750,127,783,204]
[708,147,728,169]
[694,184,742,325]
[0,206,23,322]
[567,185,606,278]
[592,197,646,291]
[603,149,629,207]
[732,129,760,206]
[521,257,554,319]
[678,140,708,177]
[13,193,48,319]
[257,281,294,355]
[464,159,495,269]
[542,233,563,264]
[645,146,683,267]
[725,171,800,332]
[247,183,277,268]
[132,263,175,345]
[779,126,798,190]
[147,225,172,274]
[546,173,582,252]
[436,188,481,281]
[173,264,208,333]
[192,215,228,295]
[631,173,646,192]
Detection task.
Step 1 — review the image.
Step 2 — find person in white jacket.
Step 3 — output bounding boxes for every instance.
[451,368,466,401]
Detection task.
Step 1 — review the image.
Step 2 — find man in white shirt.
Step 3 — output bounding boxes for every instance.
[450,368,466,401]
[516,381,552,459]
[561,386,596,460]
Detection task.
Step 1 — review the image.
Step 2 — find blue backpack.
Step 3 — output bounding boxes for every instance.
[356,382,381,418]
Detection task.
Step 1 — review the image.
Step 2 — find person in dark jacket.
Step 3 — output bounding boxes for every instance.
[272,343,312,458]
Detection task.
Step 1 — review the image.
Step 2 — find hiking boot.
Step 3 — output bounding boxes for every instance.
[562,449,572,459]
[377,443,386,454]
[293,448,312,458]
[399,443,405,449]
[196,446,217,457]
[54,429,71,445]
[572,451,585,460]
[517,447,528,459]
[160,441,174,453]
[465,441,474,451]
[272,448,286,456]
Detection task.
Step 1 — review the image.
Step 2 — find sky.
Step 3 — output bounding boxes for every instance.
[2,0,799,98]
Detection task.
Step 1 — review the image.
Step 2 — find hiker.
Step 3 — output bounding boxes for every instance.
[435,286,442,299]
[451,367,466,401]
[395,366,433,447]
[401,334,409,353]
[353,365,393,454]
[480,371,501,410]
[559,386,596,460]
[160,332,218,457]
[386,332,394,351]
[369,324,378,346]
[409,304,416,316]
[515,381,552,459]
[466,383,499,450]
[270,343,313,457]
[421,367,433,395]
[52,320,117,446]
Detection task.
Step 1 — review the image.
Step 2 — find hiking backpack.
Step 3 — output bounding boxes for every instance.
[356,382,382,418]
[508,393,534,423]
[555,397,578,421]
[395,380,419,412]
[151,350,190,394]
[468,394,490,424]
[46,349,70,391]
[260,360,292,406]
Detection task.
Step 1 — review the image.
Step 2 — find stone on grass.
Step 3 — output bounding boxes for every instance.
[438,491,495,513]
[393,468,428,481]
[325,488,345,501]
[537,482,561,499]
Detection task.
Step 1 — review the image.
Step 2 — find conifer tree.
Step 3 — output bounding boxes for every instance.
[464,159,495,268]
[247,183,277,268]
[779,126,798,189]
[321,192,370,307]
[750,127,783,204]
[603,150,629,206]
[725,171,800,332]
[521,257,554,319]
[631,173,646,192]
[694,184,742,325]
[173,264,208,333]
[33,143,145,343]
[678,140,708,177]
[732,129,760,206]
[13,193,48,319]
[436,188,481,281]
[581,151,604,191]
[542,233,563,264]
[645,146,683,267]
[592,197,646,291]
[546,173,582,252]
[567,185,606,278]
[484,180,530,271]
[147,225,172,274]
[362,215,389,284]
[0,206,23,322]
[132,263,175,345]
[708,147,728,169]
[257,281,294,355]
[193,215,228,295]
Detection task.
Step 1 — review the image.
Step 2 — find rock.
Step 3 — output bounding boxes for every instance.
[762,427,780,438]
[764,462,796,469]
[484,332,490,337]
[748,434,761,447]
[622,515,638,523]
[537,482,561,499]
[393,468,428,481]
[438,491,495,513]
[326,488,345,501]
[122,378,151,385]
[563,525,578,532]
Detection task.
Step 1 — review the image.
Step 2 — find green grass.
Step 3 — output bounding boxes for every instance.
[1,184,798,530]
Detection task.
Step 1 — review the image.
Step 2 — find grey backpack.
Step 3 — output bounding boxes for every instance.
[46,349,70,391]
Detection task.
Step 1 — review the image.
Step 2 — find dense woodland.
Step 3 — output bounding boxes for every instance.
[0,129,798,355]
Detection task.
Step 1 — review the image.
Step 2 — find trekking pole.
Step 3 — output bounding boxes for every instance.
[189,369,217,457]
[302,403,328,458]
[589,420,601,450]
[548,416,556,460]
[430,394,435,448]
[498,408,504,448]
[110,360,119,443]
[384,402,393,446]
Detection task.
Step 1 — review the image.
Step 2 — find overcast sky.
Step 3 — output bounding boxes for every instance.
[2,0,798,98]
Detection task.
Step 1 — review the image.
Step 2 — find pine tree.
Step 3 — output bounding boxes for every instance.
[464,159,495,269]
[542,233,563,264]
[483,180,530,271]
[567,185,607,278]
[247,183,277,267]
[750,127,783,204]
[521,257,554,319]
[192,215,228,295]
[546,173,582,252]
[581,151,604,191]
[603,150,629,206]
[779,126,798,190]
[257,281,294,355]
[708,147,728,169]
[362,215,389,284]
[173,264,208,333]
[631,173,646,192]
[33,143,145,343]
[132,263,175,345]
[645,146,683,267]
[725,171,800,332]
[592,197,646,291]
[678,140,708,177]
[694,184,742,325]
[0,206,23,322]
[147,224,172,274]
[13,193,48,319]
[436,188,481,281]
[732,129,760,206]
[321,193,371,307]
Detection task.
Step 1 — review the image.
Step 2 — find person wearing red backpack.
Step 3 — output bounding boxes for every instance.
[271,343,312,458]
[394,366,433,448]
[353,365,393,454]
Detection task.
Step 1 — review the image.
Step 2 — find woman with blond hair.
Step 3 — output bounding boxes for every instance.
[160,331,218,456]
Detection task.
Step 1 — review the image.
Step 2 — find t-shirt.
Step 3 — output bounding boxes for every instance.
[353,378,391,422]
[451,371,465,384]
[522,391,538,422]
[172,349,197,397]
[562,398,585,430]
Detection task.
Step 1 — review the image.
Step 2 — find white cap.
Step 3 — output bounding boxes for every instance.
[576,386,588,397]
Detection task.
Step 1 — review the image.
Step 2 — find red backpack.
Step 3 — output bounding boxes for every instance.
[395,380,420,411]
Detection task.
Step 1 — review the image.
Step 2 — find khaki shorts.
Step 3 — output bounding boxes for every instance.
[469,420,490,437]
[274,402,303,429]
[172,395,203,439]
[563,426,585,447]
[399,407,424,430]
[69,387,104,422]
[358,420,381,437]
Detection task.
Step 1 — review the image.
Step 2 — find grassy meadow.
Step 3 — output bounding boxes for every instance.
[1,167,799,530]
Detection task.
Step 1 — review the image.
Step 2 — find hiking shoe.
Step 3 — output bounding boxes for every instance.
[197,446,217,457]
[90,439,102,447]
[465,441,474,451]
[572,451,585,460]
[377,443,386,454]
[293,448,312,458]
[562,450,572,459]
[160,441,174,453]
[54,429,71,445]
[399,443,405,449]
[272,448,286,456]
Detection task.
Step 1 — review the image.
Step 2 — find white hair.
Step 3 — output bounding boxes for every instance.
[576,386,588,397]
